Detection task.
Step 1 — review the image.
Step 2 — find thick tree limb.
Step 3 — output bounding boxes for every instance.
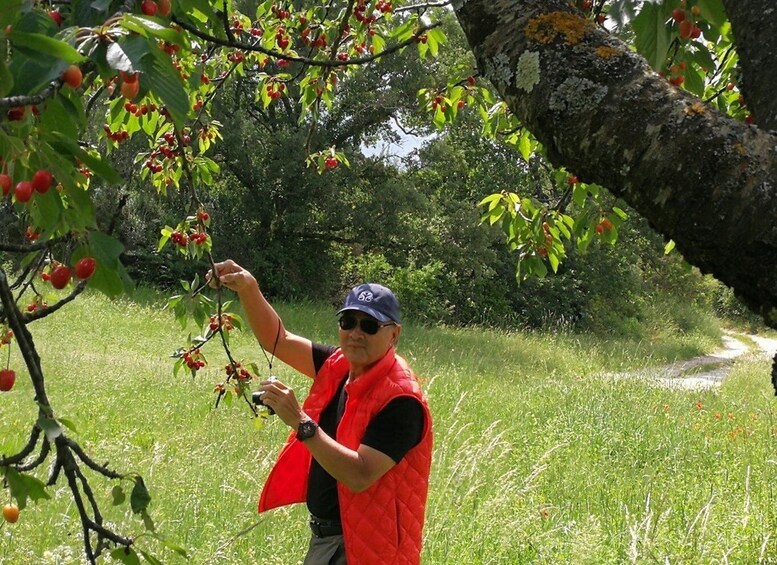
[453,0,777,328]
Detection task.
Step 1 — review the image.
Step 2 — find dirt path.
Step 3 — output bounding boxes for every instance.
[616,332,777,390]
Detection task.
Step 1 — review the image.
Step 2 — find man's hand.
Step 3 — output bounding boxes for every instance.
[207,260,257,293]
[257,377,306,429]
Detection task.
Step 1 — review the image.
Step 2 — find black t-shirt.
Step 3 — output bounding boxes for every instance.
[306,343,425,520]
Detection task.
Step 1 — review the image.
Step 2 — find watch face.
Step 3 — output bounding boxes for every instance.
[297,420,318,441]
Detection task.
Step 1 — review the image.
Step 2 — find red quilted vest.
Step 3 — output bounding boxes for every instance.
[258,347,433,564]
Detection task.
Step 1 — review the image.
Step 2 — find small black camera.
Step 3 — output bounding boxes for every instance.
[252,376,277,415]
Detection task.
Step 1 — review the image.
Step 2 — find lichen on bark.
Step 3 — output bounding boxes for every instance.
[548,77,607,115]
[524,11,593,45]
[515,51,541,92]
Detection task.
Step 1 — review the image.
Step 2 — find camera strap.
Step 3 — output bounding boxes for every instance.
[258,319,281,372]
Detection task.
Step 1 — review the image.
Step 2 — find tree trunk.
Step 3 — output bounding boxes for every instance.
[453,0,777,328]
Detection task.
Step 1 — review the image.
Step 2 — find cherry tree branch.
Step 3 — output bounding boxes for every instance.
[394,1,452,13]
[0,426,42,467]
[16,437,50,472]
[66,437,123,480]
[0,233,71,253]
[21,280,88,323]
[172,15,441,67]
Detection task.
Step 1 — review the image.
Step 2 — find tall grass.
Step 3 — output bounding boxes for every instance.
[1,288,775,563]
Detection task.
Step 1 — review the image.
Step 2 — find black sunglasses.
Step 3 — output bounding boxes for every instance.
[338,314,395,335]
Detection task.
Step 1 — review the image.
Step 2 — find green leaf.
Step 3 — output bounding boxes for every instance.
[517,130,532,162]
[139,549,164,565]
[29,187,64,229]
[612,206,628,220]
[682,66,705,97]
[0,59,13,97]
[107,42,136,73]
[173,357,184,378]
[632,2,671,70]
[572,183,588,208]
[122,14,185,45]
[38,94,81,140]
[3,468,50,510]
[9,31,86,64]
[147,532,189,558]
[20,473,50,506]
[112,485,127,506]
[664,239,676,255]
[111,547,142,565]
[58,417,78,433]
[700,0,727,27]
[141,509,156,531]
[46,132,123,184]
[143,47,190,128]
[130,476,151,514]
[548,252,560,273]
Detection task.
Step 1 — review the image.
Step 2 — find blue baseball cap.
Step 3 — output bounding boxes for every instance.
[337,283,401,324]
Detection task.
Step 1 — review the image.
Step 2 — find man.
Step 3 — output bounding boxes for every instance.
[210,260,433,565]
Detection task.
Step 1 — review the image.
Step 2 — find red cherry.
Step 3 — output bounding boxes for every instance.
[14,181,33,203]
[0,369,15,392]
[120,70,138,84]
[672,9,686,23]
[74,257,97,280]
[7,107,25,121]
[61,65,82,88]
[50,265,72,289]
[157,0,171,17]
[678,19,693,39]
[141,0,158,16]
[32,169,53,193]
[0,174,11,196]
[120,79,140,101]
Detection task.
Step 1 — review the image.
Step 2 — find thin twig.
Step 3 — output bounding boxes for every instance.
[0,426,42,467]
[394,1,452,13]
[66,438,123,480]
[21,280,88,323]
[17,438,50,472]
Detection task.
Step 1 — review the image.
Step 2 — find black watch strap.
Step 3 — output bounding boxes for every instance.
[296,418,318,442]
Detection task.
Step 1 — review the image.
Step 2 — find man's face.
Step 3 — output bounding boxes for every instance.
[338,311,401,376]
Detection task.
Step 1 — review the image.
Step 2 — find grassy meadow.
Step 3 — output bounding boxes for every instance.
[2,288,777,563]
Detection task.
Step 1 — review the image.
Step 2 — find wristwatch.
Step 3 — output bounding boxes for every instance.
[296,418,318,442]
